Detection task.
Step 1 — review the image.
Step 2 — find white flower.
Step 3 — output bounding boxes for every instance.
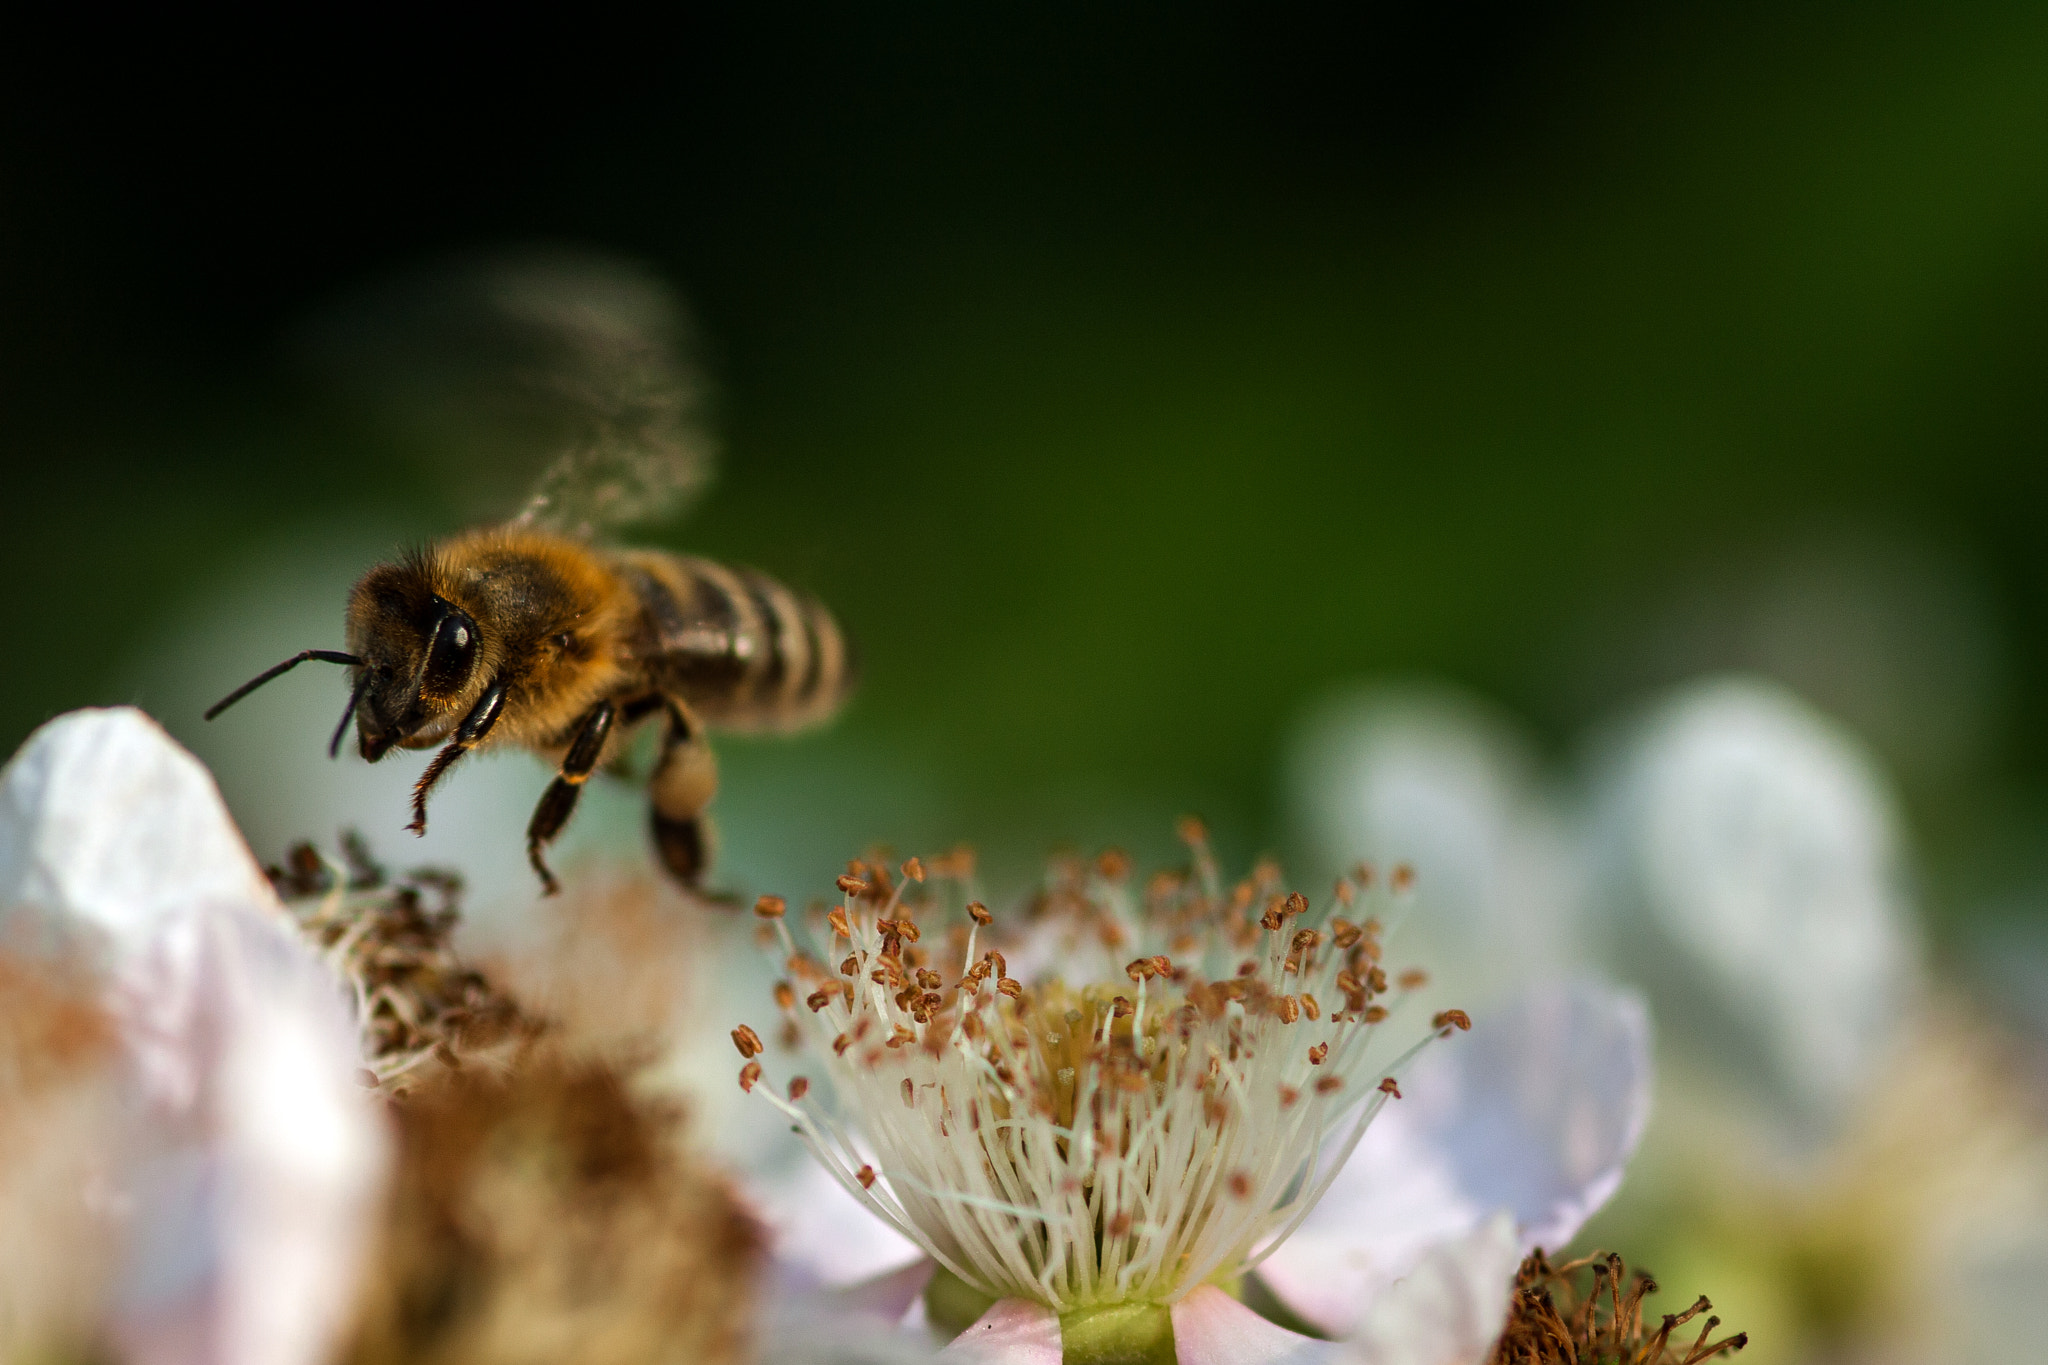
[1590,675,1921,1126]
[734,844,1652,1365]
[0,708,387,1365]
[1288,685,1586,1000]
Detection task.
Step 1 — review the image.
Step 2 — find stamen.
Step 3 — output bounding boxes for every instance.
[1490,1249,1748,1364]
[730,838,1463,1314]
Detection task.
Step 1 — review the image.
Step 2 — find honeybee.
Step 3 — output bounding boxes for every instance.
[205,256,854,895]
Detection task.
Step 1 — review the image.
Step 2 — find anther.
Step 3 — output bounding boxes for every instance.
[738,1061,762,1092]
[1260,904,1285,932]
[1177,815,1208,846]
[1432,1008,1472,1033]
[788,1076,810,1101]
[1226,1170,1252,1198]
[901,856,925,882]
[968,900,993,926]
[1308,1042,1328,1065]
[997,978,1023,999]
[1278,1085,1300,1107]
[833,1033,852,1055]
[773,981,796,1010]
[857,1165,877,1190]
[835,874,867,895]
[731,1024,764,1059]
[1377,1077,1400,1098]
[754,894,787,918]
[1398,968,1429,990]
[1284,891,1308,917]
[1391,863,1415,892]
[1301,992,1320,1020]
[828,907,853,939]
[901,1077,916,1108]
[806,988,835,1012]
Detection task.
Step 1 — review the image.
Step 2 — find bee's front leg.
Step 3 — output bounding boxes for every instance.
[407,680,507,835]
[525,699,617,896]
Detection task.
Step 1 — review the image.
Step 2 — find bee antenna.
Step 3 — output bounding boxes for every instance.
[204,650,364,722]
[329,672,373,758]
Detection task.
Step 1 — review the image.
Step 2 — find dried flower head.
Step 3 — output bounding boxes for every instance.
[1490,1249,1748,1365]
[342,1046,765,1365]
[738,829,1461,1316]
[270,837,537,1090]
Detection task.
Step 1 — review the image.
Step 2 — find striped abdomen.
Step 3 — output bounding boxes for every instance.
[612,550,853,731]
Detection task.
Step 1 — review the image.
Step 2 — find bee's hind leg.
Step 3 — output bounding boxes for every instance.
[524,699,616,896]
[648,700,717,889]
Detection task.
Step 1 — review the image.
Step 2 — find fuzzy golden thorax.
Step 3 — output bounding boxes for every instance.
[345,528,639,760]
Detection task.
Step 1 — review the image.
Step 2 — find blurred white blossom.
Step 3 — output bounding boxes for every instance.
[1288,684,1586,1001]
[1589,676,1921,1127]
[0,707,387,1365]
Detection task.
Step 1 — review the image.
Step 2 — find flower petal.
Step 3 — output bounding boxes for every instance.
[1258,980,1648,1337]
[1591,676,1919,1121]
[750,1150,928,1288]
[109,898,387,1365]
[0,709,387,1365]
[835,1257,938,1327]
[0,709,275,961]
[1171,1286,1348,1365]
[1345,1213,1521,1365]
[937,1297,1061,1363]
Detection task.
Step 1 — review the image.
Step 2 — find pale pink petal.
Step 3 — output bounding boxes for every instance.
[1260,980,1648,1336]
[750,1150,926,1287]
[1346,1214,1520,1365]
[109,900,386,1365]
[1171,1285,1348,1365]
[0,709,275,961]
[835,1257,937,1327]
[0,709,388,1365]
[938,1297,1061,1363]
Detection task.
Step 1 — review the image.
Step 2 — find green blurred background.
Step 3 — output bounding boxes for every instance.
[4,3,2047,932]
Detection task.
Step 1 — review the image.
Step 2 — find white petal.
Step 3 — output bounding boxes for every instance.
[1171,1286,1347,1365]
[1592,676,1919,1118]
[0,709,275,962]
[0,710,387,1365]
[835,1258,938,1327]
[1259,981,1648,1336]
[1345,1213,1521,1365]
[107,898,387,1365]
[937,1298,1061,1363]
[1287,684,1587,997]
[751,1150,928,1287]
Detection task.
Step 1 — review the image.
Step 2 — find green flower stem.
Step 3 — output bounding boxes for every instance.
[1059,1301,1176,1365]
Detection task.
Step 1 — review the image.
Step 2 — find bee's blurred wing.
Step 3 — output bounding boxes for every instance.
[297,250,715,536]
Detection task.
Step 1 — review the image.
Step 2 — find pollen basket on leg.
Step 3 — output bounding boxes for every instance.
[734,842,1455,1314]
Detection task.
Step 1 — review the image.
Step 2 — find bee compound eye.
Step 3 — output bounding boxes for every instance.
[423,608,479,697]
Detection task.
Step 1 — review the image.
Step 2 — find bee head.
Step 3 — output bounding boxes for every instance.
[346,555,485,761]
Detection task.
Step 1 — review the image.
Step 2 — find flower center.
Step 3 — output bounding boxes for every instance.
[738,831,1467,1314]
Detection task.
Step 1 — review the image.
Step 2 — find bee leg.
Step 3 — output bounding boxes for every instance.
[647,700,717,888]
[524,699,617,896]
[406,680,508,835]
